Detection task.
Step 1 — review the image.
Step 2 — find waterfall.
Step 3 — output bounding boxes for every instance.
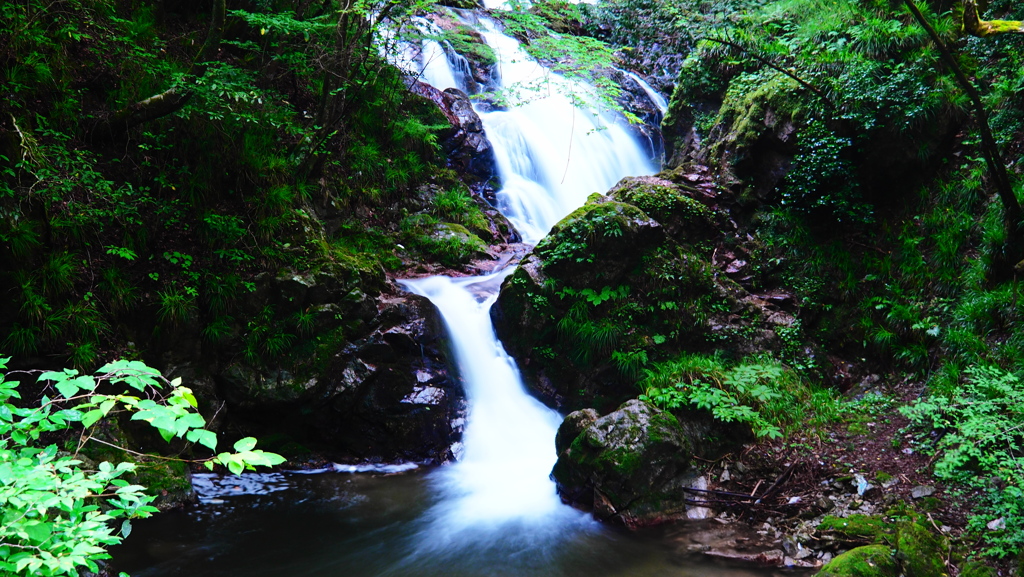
[400,9,655,553]
[401,273,585,537]
[476,20,656,243]
[621,69,669,116]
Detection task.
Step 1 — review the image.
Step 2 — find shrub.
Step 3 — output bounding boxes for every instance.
[0,357,284,576]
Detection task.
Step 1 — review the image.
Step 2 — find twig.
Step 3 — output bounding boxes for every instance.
[86,436,200,463]
[755,465,796,503]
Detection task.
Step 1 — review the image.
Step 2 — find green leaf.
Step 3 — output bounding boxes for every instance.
[99,399,116,415]
[23,521,52,543]
[233,437,257,452]
[121,520,132,538]
[227,459,244,476]
[186,429,218,451]
[55,379,80,399]
[81,409,104,428]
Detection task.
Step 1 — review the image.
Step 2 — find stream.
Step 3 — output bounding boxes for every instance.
[109,13,771,577]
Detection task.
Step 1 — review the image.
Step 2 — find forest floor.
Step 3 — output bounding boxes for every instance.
[684,376,1000,572]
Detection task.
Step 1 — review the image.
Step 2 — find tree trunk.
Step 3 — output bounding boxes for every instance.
[963,0,1024,37]
[903,0,1024,271]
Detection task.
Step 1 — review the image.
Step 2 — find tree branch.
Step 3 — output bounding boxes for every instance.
[698,36,837,111]
[902,0,1019,226]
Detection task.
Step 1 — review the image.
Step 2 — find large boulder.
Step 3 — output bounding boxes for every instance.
[551,400,698,527]
[492,185,770,413]
[406,81,497,182]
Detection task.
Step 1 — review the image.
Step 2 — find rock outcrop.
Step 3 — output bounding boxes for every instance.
[407,81,497,183]
[492,177,786,413]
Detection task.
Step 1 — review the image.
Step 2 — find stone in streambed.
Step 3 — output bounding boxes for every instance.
[551,400,697,527]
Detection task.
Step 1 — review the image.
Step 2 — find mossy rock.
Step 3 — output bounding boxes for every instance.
[493,192,765,413]
[959,561,996,577]
[442,25,496,67]
[818,545,899,577]
[697,69,807,199]
[551,400,696,527]
[133,459,196,509]
[895,521,948,577]
[437,0,481,8]
[818,514,893,542]
[535,196,663,287]
[606,176,715,244]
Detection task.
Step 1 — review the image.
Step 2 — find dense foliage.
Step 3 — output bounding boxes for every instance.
[0,358,283,576]
[587,0,1024,557]
[0,0,461,370]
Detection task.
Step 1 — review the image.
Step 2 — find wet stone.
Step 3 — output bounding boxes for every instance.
[910,485,935,499]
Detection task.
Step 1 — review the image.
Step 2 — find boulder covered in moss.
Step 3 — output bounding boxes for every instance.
[817,545,899,577]
[606,176,718,244]
[814,515,950,577]
[551,400,699,527]
[895,521,948,577]
[492,189,769,413]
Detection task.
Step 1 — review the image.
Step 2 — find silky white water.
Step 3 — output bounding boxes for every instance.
[622,69,669,116]
[475,20,656,242]
[399,273,594,558]
[400,10,654,540]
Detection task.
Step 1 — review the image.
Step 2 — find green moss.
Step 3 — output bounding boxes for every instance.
[818,514,894,541]
[612,183,712,227]
[711,70,806,161]
[603,446,643,477]
[443,25,496,67]
[818,545,899,577]
[537,200,652,269]
[895,521,947,577]
[960,561,997,577]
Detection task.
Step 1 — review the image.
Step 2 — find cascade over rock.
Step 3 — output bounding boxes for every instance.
[550,400,698,528]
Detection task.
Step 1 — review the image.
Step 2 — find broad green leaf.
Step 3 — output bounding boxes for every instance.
[23,521,52,543]
[227,459,244,476]
[233,437,257,452]
[55,379,80,399]
[186,429,217,451]
[81,409,104,428]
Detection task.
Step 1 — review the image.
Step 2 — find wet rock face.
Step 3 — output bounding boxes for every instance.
[407,81,497,183]
[211,293,465,464]
[310,294,465,463]
[551,400,697,528]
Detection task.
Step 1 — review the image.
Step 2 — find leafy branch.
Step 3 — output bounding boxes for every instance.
[0,357,285,576]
